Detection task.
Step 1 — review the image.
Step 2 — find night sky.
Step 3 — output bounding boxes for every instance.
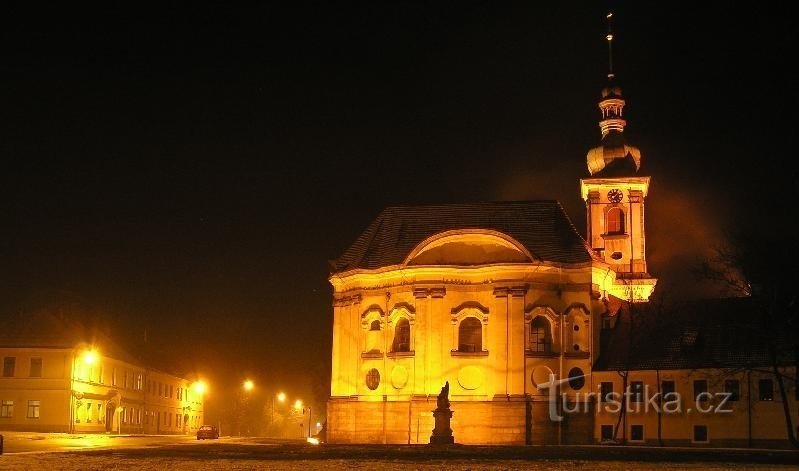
[2,3,797,415]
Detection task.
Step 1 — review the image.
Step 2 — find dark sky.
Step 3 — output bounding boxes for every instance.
[2,3,797,412]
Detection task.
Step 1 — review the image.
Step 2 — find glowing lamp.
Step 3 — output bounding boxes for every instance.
[277,392,286,402]
[82,350,98,365]
[243,379,254,391]
[193,381,208,395]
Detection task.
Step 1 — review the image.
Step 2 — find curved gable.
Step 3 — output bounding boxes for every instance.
[404,230,533,266]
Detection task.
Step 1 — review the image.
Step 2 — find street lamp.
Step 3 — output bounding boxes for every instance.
[243,379,254,391]
[192,381,207,395]
[270,391,286,432]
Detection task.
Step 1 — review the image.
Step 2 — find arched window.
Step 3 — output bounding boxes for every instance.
[392,318,411,352]
[606,208,625,235]
[530,316,552,353]
[458,317,482,353]
[369,320,381,331]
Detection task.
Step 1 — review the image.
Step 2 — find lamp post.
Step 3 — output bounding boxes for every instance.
[270,392,286,433]
[239,379,254,436]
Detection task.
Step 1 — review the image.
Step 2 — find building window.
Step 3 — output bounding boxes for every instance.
[1,400,14,417]
[123,370,128,389]
[600,382,614,402]
[759,379,774,401]
[601,424,614,441]
[86,402,92,423]
[529,316,552,353]
[97,403,102,420]
[365,368,380,390]
[724,379,740,401]
[112,368,117,386]
[3,357,16,377]
[30,357,43,378]
[661,381,676,400]
[630,424,644,442]
[693,380,708,402]
[458,317,482,353]
[693,425,708,443]
[369,320,381,331]
[629,381,643,403]
[392,318,411,352]
[606,208,625,235]
[568,367,585,390]
[159,383,163,396]
[137,374,143,391]
[170,385,174,398]
[27,400,41,419]
[98,365,104,384]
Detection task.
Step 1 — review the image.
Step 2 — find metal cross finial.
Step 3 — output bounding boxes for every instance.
[606,11,614,80]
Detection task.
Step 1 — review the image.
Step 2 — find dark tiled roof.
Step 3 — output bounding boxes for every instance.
[332,201,595,273]
[595,297,793,371]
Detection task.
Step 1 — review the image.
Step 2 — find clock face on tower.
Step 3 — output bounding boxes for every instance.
[607,189,623,203]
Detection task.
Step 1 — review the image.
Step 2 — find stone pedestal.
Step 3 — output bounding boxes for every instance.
[430,408,454,444]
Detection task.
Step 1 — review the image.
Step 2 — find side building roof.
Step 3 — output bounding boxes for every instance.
[595,296,793,371]
[332,200,595,273]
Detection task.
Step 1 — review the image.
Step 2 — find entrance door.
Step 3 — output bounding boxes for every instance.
[105,402,115,432]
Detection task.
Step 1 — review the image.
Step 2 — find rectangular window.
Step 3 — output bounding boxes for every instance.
[599,382,613,402]
[724,379,740,401]
[159,383,163,396]
[661,381,675,399]
[630,424,644,442]
[601,424,614,441]
[693,425,708,443]
[3,357,16,377]
[29,357,43,378]
[123,370,128,389]
[629,381,643,403]
[1,400,14,417]
[759,379,774,401]
[693,380,708,402]
[97,403,102,420]
[27,400,41,419]
[137,374,143,391]
[170,385,173,398]
[86,402,92,423]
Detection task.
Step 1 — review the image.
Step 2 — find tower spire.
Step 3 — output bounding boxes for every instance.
[606,11,614,80]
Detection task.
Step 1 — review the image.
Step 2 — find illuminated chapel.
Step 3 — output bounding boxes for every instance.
[325,39,663,443]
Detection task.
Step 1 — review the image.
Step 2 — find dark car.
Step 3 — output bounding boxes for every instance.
[196,425,219,440]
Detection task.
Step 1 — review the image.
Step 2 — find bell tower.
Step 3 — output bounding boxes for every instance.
[580,12,656,302]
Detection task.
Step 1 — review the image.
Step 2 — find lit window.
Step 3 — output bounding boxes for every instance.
[630,424,644,442]
[29,358,42,378]
[724,379,740,401]
[0,400,14,417]
[759,379,774,401]
[529,316,552,353]
[26,400,41,419]
[693,425,708,443]
[601,424,613,441]
[458,317,482,353]
[392,318,411,352]
[606,208,625,235]
[629,381,643,403]
[3,357,16,377]
[694,380,708,402]
[365,368,380,390]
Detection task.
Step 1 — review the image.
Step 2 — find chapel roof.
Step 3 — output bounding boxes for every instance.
[332,200,595,273]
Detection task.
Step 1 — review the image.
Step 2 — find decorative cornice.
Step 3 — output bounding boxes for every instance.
[493,285,529,297]
[450,301,490,315]
[360,304,384,318]
[391,301,416,314]
[412,287,447,299]
[333,294,363,307]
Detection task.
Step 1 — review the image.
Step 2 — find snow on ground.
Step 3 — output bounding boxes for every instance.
[0,454,796,470]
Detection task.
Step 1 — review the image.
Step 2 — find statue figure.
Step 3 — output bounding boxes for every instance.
[430,381,454,444]
[436,381,450,410]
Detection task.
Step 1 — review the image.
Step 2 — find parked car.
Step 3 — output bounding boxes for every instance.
[196,425,219,440]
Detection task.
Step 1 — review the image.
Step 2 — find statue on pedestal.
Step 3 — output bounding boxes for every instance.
[430,381,454,445]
